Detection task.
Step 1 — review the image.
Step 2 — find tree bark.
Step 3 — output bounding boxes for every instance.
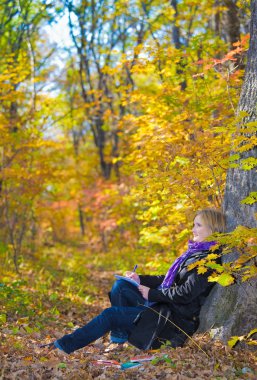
[198,0,257,343]
[224,0,257,232]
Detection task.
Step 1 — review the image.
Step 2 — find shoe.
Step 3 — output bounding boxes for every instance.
[39,341,65,352]
[39,342,56,351]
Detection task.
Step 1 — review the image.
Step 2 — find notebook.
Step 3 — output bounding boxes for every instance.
[114,274,139,287]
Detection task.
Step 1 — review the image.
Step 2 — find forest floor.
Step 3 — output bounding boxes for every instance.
[0,243,257,379]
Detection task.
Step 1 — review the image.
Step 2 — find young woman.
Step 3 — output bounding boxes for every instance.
[44,208,226,354]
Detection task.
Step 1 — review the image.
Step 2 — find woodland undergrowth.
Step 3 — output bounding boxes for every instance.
[0,244,256,380]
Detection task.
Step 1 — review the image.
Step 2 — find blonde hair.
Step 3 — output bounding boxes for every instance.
[196,208,226,233]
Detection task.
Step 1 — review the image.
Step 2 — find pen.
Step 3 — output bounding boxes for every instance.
[133,264,138,272]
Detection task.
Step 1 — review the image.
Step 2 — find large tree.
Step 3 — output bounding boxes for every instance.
[199,0,257,342]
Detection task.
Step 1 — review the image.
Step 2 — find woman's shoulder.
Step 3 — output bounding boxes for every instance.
[186,247,222,264]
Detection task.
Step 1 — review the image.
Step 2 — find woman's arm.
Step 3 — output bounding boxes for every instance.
[139,275,165,288]
[147,269,212,304]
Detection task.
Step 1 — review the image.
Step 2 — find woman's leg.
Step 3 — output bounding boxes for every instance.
[110,279,145,307]
[109,280,145,343]
[55,306,145,354]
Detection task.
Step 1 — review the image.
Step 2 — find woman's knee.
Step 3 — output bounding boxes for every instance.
[110,279,129,295]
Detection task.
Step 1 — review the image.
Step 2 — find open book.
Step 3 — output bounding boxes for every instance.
[114,274,139,287]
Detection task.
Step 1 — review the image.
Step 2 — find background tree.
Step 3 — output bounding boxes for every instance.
[64,0,150,179]
[52,0,248,254]
[0,0,61,269]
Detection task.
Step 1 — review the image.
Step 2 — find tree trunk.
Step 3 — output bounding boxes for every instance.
[170,0,187,90]
[224,0,241,47]
[198,0,257,343]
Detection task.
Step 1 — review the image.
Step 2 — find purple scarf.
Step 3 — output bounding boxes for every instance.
[160,240,216,289]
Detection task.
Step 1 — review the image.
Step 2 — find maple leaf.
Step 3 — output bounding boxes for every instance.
[197,266,208,275]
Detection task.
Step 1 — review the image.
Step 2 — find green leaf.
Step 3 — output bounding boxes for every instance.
[208,273,235,286]
[241,192,257,205]
[245,120,257,128]
[238,111,249,119]
[12,327,19,334]
[58,362,67,369]
[229,153,240,162]
[25,325,39,333]
[206,262,224,273]
[240,157,257,170]
[49,293,58,301]
[0,314,7,325]
[175,156,190,166]
[0,242,7,254]
[230,163,239,169]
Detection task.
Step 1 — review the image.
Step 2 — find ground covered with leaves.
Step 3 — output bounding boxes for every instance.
[1,245,257,379]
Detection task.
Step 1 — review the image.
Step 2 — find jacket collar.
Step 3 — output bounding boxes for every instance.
[179,250,211,271]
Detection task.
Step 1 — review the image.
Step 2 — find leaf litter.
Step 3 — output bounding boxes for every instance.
[1,266,257,379]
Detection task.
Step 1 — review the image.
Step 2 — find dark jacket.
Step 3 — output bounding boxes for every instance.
[128,249,219,350]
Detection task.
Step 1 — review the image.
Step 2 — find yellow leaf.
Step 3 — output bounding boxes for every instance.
[228,336,241,348]
[188,262,199,270]
[207,253,218,260]
[24,356,33,361]
[197,266,208,274]
[246,328,257,339]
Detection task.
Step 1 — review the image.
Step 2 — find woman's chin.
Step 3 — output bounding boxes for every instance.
[193,236,203,242]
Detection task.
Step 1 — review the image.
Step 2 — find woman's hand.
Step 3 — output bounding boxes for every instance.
[124,271,140,284]
[138,285,150,300]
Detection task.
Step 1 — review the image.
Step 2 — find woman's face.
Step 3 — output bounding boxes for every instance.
[192,215,212,242]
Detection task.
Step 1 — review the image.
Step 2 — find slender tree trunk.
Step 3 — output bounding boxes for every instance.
[224,0,241,47]
[170,0,187,90]
[78,204,85,236]
[224,0,245,69]
[198,0,257,342]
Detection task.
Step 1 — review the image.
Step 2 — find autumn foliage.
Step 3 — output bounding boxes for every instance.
[0,0,257,378]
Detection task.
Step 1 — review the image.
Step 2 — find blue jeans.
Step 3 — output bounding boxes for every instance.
[55,280,145,354]
[109,279,146,343]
